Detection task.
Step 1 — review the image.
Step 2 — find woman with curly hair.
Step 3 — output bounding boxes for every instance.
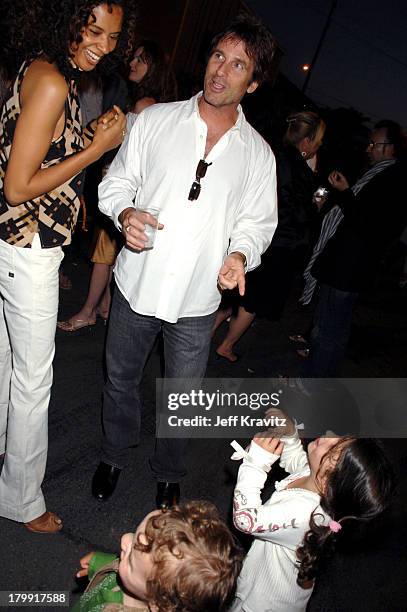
[57,39,177,332]
[230,418,394,611]
[0,0,137,533]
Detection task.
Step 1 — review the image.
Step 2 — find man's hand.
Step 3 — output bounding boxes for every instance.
[328,170,349,191]
[119,207,164,251]
[217,252,246,296]
[76,552,94,578]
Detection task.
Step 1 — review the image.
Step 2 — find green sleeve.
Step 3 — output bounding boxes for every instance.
[88,552,118,580]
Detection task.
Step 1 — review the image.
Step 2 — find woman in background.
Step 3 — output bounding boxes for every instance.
[214,112,325,363]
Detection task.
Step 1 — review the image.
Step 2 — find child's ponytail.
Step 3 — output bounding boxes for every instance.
[296,438,395,588]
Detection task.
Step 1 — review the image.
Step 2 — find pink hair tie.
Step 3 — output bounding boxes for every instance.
[329,520,342,533]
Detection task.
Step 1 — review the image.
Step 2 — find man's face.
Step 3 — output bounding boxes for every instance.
[203,36,258,110]
[366,128,394,165]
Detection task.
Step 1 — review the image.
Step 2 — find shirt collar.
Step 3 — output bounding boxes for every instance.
[180,92,247,142]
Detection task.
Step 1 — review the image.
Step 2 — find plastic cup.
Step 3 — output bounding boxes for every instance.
[138,206,160,249]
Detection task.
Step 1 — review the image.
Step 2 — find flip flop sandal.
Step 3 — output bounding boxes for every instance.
[57,319,96,332]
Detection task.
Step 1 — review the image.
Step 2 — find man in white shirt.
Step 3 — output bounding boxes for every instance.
[92,14,278,507]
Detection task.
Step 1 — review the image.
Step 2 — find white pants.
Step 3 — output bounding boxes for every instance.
[0,235,63,522]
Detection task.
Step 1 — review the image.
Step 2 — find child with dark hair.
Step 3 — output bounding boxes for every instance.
[229,418,394,611]
[72,500,244,612]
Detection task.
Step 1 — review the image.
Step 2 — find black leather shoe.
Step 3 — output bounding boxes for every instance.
[156,482,180,509]
[92,462,122,501]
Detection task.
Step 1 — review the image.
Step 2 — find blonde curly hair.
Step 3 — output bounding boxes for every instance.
[134,500,244,612]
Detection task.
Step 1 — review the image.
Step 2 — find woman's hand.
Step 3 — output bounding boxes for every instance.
[76,552,94,578]
[97,106,123,127]
[91,105,126,156]
[328,170,349,191]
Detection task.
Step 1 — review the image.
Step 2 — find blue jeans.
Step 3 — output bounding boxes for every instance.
[101,287,216,481]
[304,284,358,378]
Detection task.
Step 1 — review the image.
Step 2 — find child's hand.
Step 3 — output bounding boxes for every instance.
[76,552,94,578]
[253,435,284,456]
[264,407,296,436]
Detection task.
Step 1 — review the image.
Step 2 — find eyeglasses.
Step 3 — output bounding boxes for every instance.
[188,159,212,201]
[368,141,391,148]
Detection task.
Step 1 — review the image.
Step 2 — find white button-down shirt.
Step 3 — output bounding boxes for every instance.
[99,93,277,323]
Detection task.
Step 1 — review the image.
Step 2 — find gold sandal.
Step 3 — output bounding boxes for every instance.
[57,318,96,332]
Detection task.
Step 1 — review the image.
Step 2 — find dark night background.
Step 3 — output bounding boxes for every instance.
[246,0,407,129]
[0,2,406,611]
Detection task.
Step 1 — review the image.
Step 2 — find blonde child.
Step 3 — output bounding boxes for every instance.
[72,500,243,612]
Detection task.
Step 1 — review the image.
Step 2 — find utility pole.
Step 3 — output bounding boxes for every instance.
[302,0,338,94]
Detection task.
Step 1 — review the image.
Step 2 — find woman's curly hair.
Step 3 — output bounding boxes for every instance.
[0,0,138,82]
[133,500,244,612]
[296,438,395,588]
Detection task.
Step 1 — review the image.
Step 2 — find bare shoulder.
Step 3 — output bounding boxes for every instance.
[133,97,156,114]
[21,59,68,105]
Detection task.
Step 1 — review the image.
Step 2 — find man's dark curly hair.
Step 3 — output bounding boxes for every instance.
[0,0,138,82]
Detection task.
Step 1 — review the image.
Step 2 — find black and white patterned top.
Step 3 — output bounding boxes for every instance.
[0,60,93,248]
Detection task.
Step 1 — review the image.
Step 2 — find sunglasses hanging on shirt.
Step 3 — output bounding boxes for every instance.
[188,159,212,201]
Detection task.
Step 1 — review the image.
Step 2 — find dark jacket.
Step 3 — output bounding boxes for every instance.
[270,145,319,250]
[312,161,407,292]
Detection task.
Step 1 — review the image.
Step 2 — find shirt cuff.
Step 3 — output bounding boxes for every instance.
[112,202,135,231]
[248,440,281,468]
[228,249,249,271]
[280,427,300,444]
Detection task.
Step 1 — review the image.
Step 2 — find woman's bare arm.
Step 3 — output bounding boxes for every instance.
[4,61,125,205]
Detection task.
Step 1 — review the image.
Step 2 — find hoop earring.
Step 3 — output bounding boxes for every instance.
[301,151,307,158]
